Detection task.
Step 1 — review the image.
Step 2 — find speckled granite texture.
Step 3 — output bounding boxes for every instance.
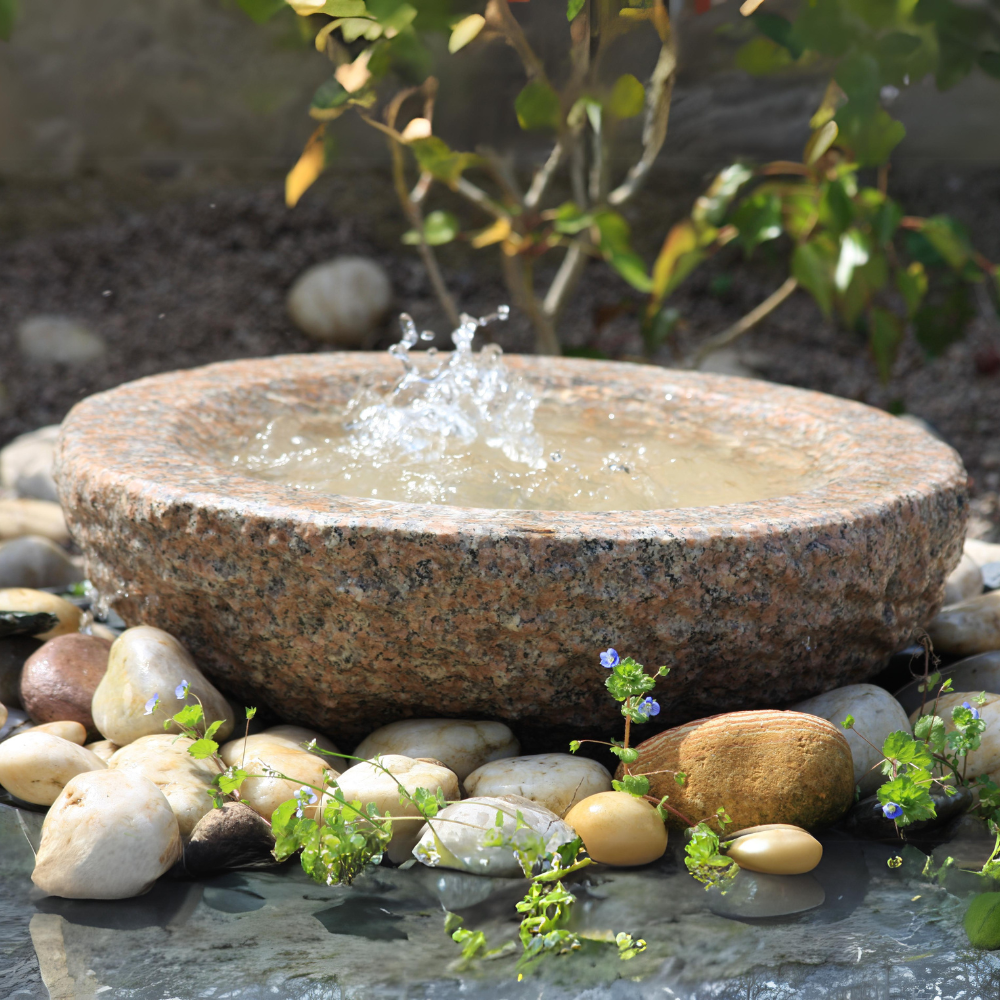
[55,355,968,746]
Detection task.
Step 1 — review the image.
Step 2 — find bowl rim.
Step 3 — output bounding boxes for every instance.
[55,352,966,538]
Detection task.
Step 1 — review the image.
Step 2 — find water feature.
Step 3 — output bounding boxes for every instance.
[233,311,822,512]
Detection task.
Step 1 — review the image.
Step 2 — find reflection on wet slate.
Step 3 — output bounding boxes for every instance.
[35,881,203,930]
[200,872,268,913]
[313,895,408,940]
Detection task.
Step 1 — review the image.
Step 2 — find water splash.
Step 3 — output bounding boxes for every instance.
[342,305,546,470]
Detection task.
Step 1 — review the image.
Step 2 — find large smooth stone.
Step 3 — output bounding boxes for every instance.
[928,592,1000,656]
[20,633,111,731]
[621,711,855,831]
[895,650,1000,715]
[331,754,459,863]
[0,589,81,640]
[181,801,277,877]
[109,734,223,838]
[32,769,181,899]
[218,735,336,821]
[707,869,826,919]
[945,551,984,605]
[464,753,612,816]
[0,501,68,545]
[792,684,911,795]
[0,536,82,589]
[0,635,40,707]
[0,731,106,804]
[91,626,234,746]
[908,692,1000,778]
[726,825,823,875]
[412,795,576,877]
[33,720,87,744]
[563,791,667,866]
[0,426,60,503]
[286,257,392,347]
[262,724,340,762]
[354,719,519,782]
[965,538,1000,568]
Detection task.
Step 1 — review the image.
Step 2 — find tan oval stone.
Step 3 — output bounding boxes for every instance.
[945,551,984,605]
[928,592,1000,657]
[793,684,912,795]
[331,754,459,863]
[218,736,336,821]
[263,725,340,762]
[355,719,519,781]
[91,626,233,746]
[0,730,106,805]
[32,720,87,745]
[0,701,6,730]
[20,633,111,731]
[32,769,182,899]
[85,739,119,763]
[220,732,342,772]
[464,753,612,816]
[620,710,855,831]
[0,588,81,639]
[726,825,823,875]
[966,538,1000,567]
[109,734,223,838]
[412,794,575,877]
[564,791,667,867]
[0,498,68,545]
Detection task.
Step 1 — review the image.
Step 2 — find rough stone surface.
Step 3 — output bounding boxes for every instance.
[20,633,111,731]
[0,535,82,589]
[622,710,856,832]
[55,356,968,745]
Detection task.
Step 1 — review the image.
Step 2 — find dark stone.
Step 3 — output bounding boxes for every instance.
[313,895,408,940]
[20,633,111,731]
[178,801,278,878]
[844,785,973,841]
[0,612,59,639]
[0,636,41,708]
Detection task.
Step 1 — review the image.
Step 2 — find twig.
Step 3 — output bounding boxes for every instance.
[608,41,676,206]
[543,240,588,321]
[525,141,565,211]
[501,252,561,355]
[478,145,523,204]
[485,0,549,84]
[688,276,798,369]
[454,176,511,221]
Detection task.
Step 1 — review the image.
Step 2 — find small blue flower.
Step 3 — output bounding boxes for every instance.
[637,697,660,718]
[600,648,620,669]
[175,680,190,700]
[143,693,160,716]
[962,701,981,720]
[882,801,904,820]
[294,786,319,819]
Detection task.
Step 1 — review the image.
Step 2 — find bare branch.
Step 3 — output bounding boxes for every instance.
[500,252,561,356]
[608,42,676,206]
[524,141,565,211]
[688,277,798,369]
[454,177,511,221]
[484,0,548,83]
[477,145,523,204]
[543,241,588,321]
[410,171,433,206]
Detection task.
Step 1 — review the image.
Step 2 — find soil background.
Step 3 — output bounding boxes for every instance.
[1,165,999,533]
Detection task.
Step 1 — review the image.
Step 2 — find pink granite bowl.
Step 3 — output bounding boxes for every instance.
[55,355,967,747]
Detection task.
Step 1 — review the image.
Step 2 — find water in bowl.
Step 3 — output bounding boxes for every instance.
[233,309,820,512]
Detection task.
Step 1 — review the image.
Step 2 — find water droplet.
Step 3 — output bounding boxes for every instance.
[420,330,435,341]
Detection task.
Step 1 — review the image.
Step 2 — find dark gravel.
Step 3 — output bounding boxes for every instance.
[1,169,998,530]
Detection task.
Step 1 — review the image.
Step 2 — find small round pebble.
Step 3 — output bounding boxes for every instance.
[85,739,119,763]
[564,791,667,867]
[0,730,106,805]
[725,825,823,875]
[0,588,82,639]
[32,720,87,745]
[20,633,112,731]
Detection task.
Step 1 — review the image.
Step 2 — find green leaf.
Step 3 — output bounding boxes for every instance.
[448,13,484,53]
[567,0,585,20]
[804,121,839,165]
[869,307,902,384]
[322,0,367,14]
[735,37,793,76]
[751,12,803,59]
[217,768,248,796]
[835,51,881,117]
[408,136,478,184]
[402,210,459,246]
[732,192,782,254]
[612,774,650,797]
[914,714,947,753]
[790,0,856,58]
[236,0,287,23]
[311,76,351,115]
[608,252,653,293]
[842,715,855,730]
[643,306,680,356]
[594,211,653,292]
[674,772,686,786]
[549,201,593,235]
[914,279,974,358]
[920,215,972,271]
[835,107,906,167]
[835,229,870,291]
[872,196,903,245]
[188,738,220,760]
[896,261,928,317]
[981,52,1000,80]
[692,164,753,227]
[609,745,640,764]
[0,0,15,40]
[366,0,415,32]
[793,236,837,316]
[877,773,936,826]
[515,81,561,131]
[608,74,645,119]
[568,740,582,753]
[245,706,258,721]
[203,719,224,741]
[173,704,204,730]
[882,730,934,770]
[819,179,854,236]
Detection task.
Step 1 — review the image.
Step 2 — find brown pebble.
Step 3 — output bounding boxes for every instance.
[20,633,112,732]
[564,791,667,867]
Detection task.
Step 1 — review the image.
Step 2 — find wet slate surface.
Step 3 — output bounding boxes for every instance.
[1,803,999,999]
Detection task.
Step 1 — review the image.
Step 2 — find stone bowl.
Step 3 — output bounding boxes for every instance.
[55,354,967,748]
